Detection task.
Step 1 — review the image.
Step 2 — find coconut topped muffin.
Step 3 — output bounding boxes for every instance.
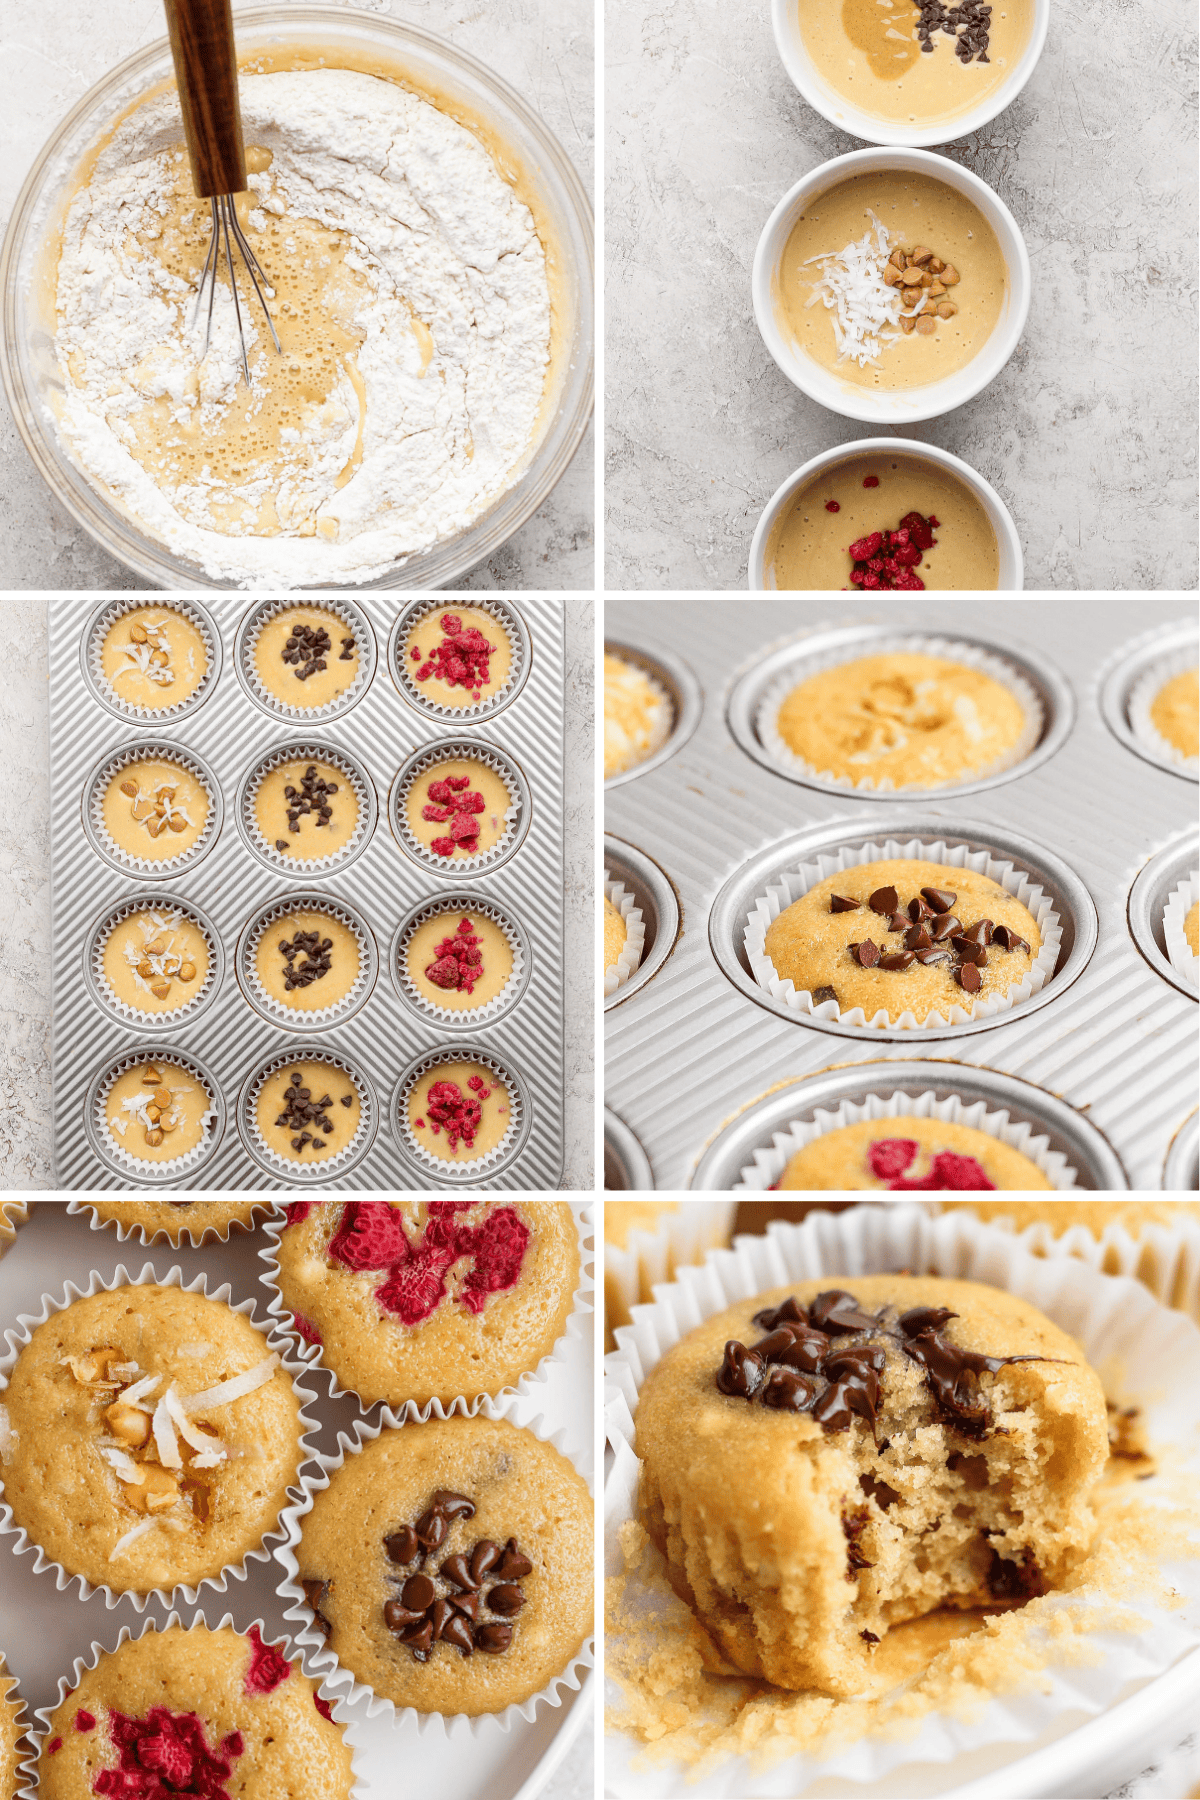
[296,1415,592,1715]
[774,653,1030,788]
[779,1116,1053,1191]
[99,607,208,712]
[0,1285,305,1594]
[636,1275,1106,1697]
[274,1201,579,1407]
[81,1202,266,1244]
[36,1622,353,1798]
[764,859,1042,1023]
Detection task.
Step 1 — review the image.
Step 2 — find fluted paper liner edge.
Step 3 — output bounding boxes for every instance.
[604,874,646,996]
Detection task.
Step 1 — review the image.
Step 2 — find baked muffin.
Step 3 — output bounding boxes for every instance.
[778,1116,1053,1190]
[35,1622,353,1797]
[636,1275,1106,1697]
[1149,666,1199,759]
[295,1415,592,1715]
[937,1201,1200,1235]
[773,653,1030,789]
[0,1201,28,1259]
[0,1285,306,1593]
[1186,901,1199,957]
[80,1201,266,1244]
[604,895,627,970]
[604,654,670,778]
[273,1201,579,1407]
[604,1201,680,1250]
[763,859,1042,1024]
[0,1657,26,1798]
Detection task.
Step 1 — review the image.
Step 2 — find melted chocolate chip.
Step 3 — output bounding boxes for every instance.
[887,912,911,933]
[717,1339,765,1397]
[761,1366,824,1411]
[915,947,953,967]
[752,1295,808,1332]
[381,1497,530,1661]
[905,925,934,951]
[908,895,935,922]
[951,937,988,967]
[986,1545,1046,1601]
[879,950,915,971]
[811,984,838,1007]
[922,887,957,912]
[809,1290,880,1334]
[929,913,961,941]
[860,1629,881,1644]
[869,886,900,915]
[960,920,993,946]
[901,1326,1063,1439]
[302,1578,333,1640]
[841,1506,874,1576]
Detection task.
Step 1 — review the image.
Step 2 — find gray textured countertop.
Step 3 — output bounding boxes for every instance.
[605,0,1199,589]
[0,597,594,1190]
[0,0,593,592]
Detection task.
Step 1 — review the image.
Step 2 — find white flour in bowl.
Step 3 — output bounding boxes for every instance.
[53,67,551,587]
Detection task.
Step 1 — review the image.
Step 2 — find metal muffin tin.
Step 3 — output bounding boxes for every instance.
[604,834,681,1009]
[603,637,704,788]
[1098,617,1199,782]
[1163,1109,1200,1192]
[605,600,1199,1191]
[604,1106,656,1190]
[51,597,567,1189]
[1128,828,1199,1002]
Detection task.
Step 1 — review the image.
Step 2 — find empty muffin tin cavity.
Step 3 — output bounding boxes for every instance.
[604,1107,655,1190]
[604,639,703,788]
[688,1060,1128,1191]
[236,739,377,877]
[392,1046,532,1185]
[1099,620,1199,782]
[390,738,531,877]
[1163,1110,1199,1192]
[87,893,224,1030]
[83,596,222,724]
[237,892,378,1030]
[603,835,682,1009]
[391,893,531,1027]
[235,596,377,723]
[238,1047,378,1182]
[711,816,1094,1041]
[726,620,1074,799]
[85,1045,225,1186]
[1127,829,1200,1001]
[389,595,531,723]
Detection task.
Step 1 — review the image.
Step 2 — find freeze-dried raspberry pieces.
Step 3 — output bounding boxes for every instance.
[97,1707,243,1798]
[867,1138,919,1181]
[410,612,496,692]
[890,1151,997,1191]
[447,775,471,790]
[845,512,935,589]
[328,1200,410,1272]
[244,1625,292,1696]
[449,812,481,843]
[423,919,486,995]
[426,954,464,989]
[293,1312,323,1347]
[898,510,936,550]
[422,803,453,823]
[428,780,453,804]
[285,1201,314,1226]
[459,1206,530,1313]
[431,837,457,857]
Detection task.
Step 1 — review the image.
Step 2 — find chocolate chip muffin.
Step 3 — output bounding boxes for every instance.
[296,1415,592,1715]
[636,1275,1106,1697]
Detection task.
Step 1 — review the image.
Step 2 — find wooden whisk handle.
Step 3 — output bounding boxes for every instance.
[162,0,247,198]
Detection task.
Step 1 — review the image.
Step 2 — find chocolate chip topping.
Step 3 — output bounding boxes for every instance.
[829,884,1029,1000]
[908,895,935,922]
[281,621,353,681]
[811,984,838,1006]
[274,1070,340,1153]
[905,925,933,951]
[850,940,880,968]
[302,1578,333,1639]
[929,912,961,941]
[879,950,915,971]
[830,894,861,913]
[915,947,953,966]
[278,927,334,991]
[869,886,900,915]
[992,925,1030,954]
[956,962,981,992]
[278,764,340,848]
[715,1290,1067,1442]
[951,937,988,967]
[381,1491,530,1661]
[960,919,993,946]
[921,887,957,912]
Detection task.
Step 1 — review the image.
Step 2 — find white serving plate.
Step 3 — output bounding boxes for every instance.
[0,1201,594,1799]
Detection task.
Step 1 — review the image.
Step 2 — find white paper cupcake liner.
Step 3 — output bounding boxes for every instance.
[603,1207,1200,1798]
[89,893,222,1028]
[395,596,526,720]
[734,1087,1080,1189]
[271,1388,594,1738]
[605,655,673,779]
[241,893,377,1028]
[90,1046,222,1182]
[241,741,375,875]
[745,833,1062,1029]
[84,740,222,877]
[1129,643,1200,774]
[393,741,524,877]
[258,1200,595,1416]
[242,1050,375,1182]
[240,595,376,721]
[394,897,526,1025]
[397,1050,522,1179]
[84,596,221,723]
[604,874,646,997]
[0,1202,29,1256]
[65,1198,277,1249]
[756,631,1044,793]
[25,1610,368,1799]
[3,1660,31,1800]
[1163,869,1200,989]
[0,1262,321,1614]
[604,1202,738,1342]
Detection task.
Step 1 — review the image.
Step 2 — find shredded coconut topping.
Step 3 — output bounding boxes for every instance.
[109,1517,158,1561]
[183,1353,280,1413]
[802,212,922,367]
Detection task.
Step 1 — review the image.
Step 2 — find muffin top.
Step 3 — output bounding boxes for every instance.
[82,1201,265,1244]
[274,1201,579,1407]
[937,1200,1200,1235]
[763,859,1042,1024]
[604,1200,680,1250]
[0,1285,304,1593]
[775,653,1028,788]
[1149,666,1198,758]
[36,1623,353,1798]
[296,1415,592,1716]
[604,654,670,778]
[778,1115,1053,1191]
[0,1660,26,1799]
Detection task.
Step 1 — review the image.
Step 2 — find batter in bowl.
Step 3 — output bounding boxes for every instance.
[99,606,208,710]
[53,68,551,588]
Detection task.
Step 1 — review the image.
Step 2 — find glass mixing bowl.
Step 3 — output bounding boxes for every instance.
[0,6,594,590]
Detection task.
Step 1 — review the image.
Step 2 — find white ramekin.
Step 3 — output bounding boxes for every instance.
[748,435,1024,591]
[771,0,1050,149]
[753,148,1030,425]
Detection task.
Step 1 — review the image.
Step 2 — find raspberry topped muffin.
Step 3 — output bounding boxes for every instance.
[636,1275,1106,1696]
[779,1116,1053,1190]
[0,1285,306,1594]
[273,1201,579,1407]
[36,1622,353,1798]
[295,1415,592,1715]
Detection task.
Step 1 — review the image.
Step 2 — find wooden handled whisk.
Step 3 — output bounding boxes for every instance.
[162,0,281,384]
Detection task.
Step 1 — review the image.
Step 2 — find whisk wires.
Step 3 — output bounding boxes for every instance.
[190,193,281,384]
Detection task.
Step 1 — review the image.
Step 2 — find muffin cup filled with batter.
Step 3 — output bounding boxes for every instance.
[746,837,1061,1029]
[0,1265,318,1602]
[89,895,222,1028]
[1163,871,1200,990]
[241,741,375,875]
[395,596,526,720]
[90,1048,223,1182]
[240,597,375,722]
[276,1401,594,1724]
[604,874,646,997]
[397,1050,524,1181]
[239,894,377,1029]
[67,1199,275,1247]
[392,740,527,875]
[1128,646,1200,776]
[394,897,527,1025]
[242,1051,375,1181]
[86,743,221,878]
[85,597,219,723]
[758,635,1043,794]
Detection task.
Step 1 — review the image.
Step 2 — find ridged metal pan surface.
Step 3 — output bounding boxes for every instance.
[51,597,566,1189]
[604,599,1198,1191]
